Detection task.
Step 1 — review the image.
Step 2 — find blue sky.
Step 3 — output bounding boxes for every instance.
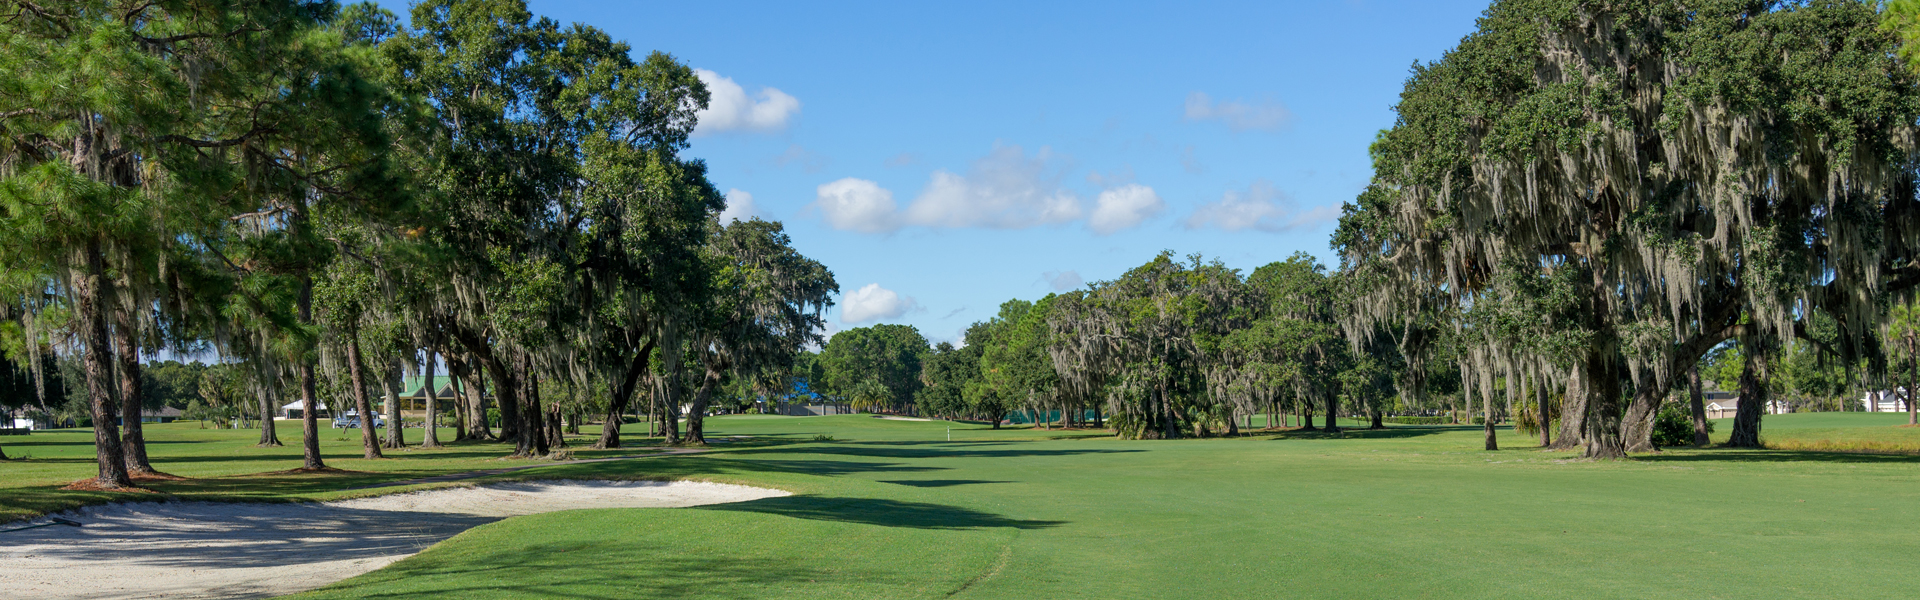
[382,0,1492,345]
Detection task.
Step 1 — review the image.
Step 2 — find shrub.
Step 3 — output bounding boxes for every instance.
[812,434,836,442]
[1651,404,1711,447]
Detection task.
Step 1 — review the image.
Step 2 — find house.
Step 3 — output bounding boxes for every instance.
[1859,388,1910,413]
[397,376,464,419]
[116,406,182,425]
[1705,391,1789,418]
[280,400,331,420]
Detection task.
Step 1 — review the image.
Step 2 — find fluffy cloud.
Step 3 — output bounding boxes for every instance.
[1184,92,1291,132]
[841,283,918,324]
[718,189,758,224]
[1087,184,1164,235]
[693,69,800,135]
[1184,180,1338,232]
[815,178,899,233]
[810,146,1160,234]
[1042,270,1084,291]
[902,146,1083,229]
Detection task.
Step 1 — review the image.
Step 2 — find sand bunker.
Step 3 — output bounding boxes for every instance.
[0,480,787,600]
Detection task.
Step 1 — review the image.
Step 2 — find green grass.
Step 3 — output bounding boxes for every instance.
[7,413,1920,599]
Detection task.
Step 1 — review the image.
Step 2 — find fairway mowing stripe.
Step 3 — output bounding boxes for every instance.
[946,540,1014,597]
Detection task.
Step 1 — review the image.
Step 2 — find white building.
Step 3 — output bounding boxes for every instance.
[1861,388,1910,413]
[1705,392,1790,418]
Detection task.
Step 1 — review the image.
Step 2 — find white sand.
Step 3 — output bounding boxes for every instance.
[0,480,787,600]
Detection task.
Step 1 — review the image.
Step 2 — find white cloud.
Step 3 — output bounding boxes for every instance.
[902,145,1083,229]
[810,145,1161,234]
[719,189,758,224]
[1042,270,1083,291]
[1184,180,1338,233]
[841,283,918,324]
[693,69,800,135]
[1087,184,1164,235]
[1184,92,1291,132]
[814,178,898,234]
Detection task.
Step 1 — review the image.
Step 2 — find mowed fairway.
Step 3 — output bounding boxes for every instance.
[7,414,1920,599]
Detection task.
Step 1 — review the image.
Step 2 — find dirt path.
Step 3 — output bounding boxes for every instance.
[0,480,787,600]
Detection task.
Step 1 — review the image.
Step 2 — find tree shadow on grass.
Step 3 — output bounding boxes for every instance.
[324,543,889,600]
[878,479,1011,488]
[732,443,1144,460]
[1634,448,1920,464]
[715,458,949,477]
[700,495,1062,530]
[1260,427,1459,441]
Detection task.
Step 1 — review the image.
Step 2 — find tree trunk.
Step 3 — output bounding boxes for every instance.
[77,240,131,487]
[596,340,656,449]
[1728,343,1769,448]
[1549,364,1587,450]
[1908,334,1916,426]
[1621,386,1660,453]
[380,358,403,448]
[1580,351,1626,459]
[1369,407,1384,430]
[258,385,281,447]
[297,276,326,470]
[685,365,723,445]
[421,345,442,448]
[514,355,547,456]
[112,305,156,476]
[1537,379,1552,448]
[1688,365,1709,446]
[658,375,682,444]
[346,334,383,460]
[1483,392,1497,451]
[1323,392,1340,433]
[1302,401,1316,430]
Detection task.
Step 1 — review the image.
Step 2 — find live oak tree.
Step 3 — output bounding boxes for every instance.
[819,324,929,414]
[1339,0,1920,458]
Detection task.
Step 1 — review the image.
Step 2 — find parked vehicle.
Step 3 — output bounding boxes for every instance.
[331,413,385,429]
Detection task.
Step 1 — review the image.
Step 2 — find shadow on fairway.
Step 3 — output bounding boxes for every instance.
[878,479,1011,488]
[1261,426,1459,440]
[1635,449,1920,464]
[721,459,948,477]
[326,547,836,600]
[700,495,1062,530]
[734,442,1144,460]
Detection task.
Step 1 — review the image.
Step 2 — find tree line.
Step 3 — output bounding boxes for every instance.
[0,0,835,487]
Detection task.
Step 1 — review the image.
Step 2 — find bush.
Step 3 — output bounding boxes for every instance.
[1652,404,1711,447]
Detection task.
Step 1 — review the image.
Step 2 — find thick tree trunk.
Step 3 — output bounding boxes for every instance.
[421,345,442,448]
[451,354,491,441]
[112,305,156,476]
[1908,335,1917,426]
[346,334,383,460]
[514,355,548,456]
[1302,402,1316,430]
[1580,352,1626,459]
[1728,345,1769,448]
[1621,386,1661,453]
[1483,389,1498,450]
[258,386,281,446]
[1688,365,1709,446]
[1549,365,1587,450]
[77,241,131,487]
[595,340,656,449]
[297,276,325,470]
[1537,379,1552,447]
[546,397,565,449]
[1370,407,1384,430]
[658,376,683,444]
[685,365,723,446]
[381,359,403,448]
[1323,392,1340,433]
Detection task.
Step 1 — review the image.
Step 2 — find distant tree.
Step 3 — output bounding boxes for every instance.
[818,325,929,413]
